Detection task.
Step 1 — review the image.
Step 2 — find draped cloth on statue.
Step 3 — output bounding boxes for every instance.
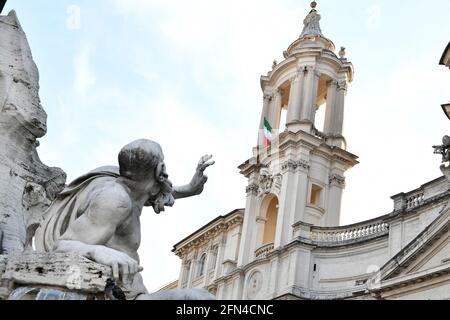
[34,166,121,253]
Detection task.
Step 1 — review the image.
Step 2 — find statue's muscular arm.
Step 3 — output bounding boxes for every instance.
[53,184,140,282]
[172,155,215,199]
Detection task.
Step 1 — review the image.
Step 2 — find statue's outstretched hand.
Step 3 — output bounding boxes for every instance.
[172,155,215,199]
[190,155,215,195]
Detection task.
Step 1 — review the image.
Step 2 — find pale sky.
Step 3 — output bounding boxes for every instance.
[4,0,450,291]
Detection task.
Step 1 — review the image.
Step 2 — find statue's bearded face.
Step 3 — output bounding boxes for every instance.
[148,169,175,214]
[143,160,174,213]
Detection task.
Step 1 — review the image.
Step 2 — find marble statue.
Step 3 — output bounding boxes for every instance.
[0,10,66,255]
[434,135,450,181]
[34,139,215,299]
[300,1,322,38]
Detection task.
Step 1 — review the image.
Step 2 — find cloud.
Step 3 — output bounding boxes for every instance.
[366,5,382,30]
[36,0,450,293]
[80,87,251,292]
[341,56,450,225]
[57,96,79,145]
[66,5,82,31]
[73,45,96,103]
[110,0,299,107]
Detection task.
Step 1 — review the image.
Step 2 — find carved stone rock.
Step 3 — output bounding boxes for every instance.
[0,252,114,299]
[0,11,66,254]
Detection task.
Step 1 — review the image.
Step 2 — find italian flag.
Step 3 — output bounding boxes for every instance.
[263,118,272,147]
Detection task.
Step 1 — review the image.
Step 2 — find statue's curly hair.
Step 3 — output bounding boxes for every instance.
[118,139,164,182]
[118,139,174,213]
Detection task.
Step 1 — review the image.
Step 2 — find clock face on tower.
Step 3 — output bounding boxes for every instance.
[246,271,263,299]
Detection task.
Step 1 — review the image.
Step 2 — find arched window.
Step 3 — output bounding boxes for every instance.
[197,253,207,277]
[262,196,279,245]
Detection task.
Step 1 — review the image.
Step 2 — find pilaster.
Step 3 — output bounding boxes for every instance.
[178,259,188,289]
[275,158,311,248]
[335,81,347,135]
[202,244,212,287]
[238,177,259,267]
[214,235,226,279]
[325,173,346,226]
[186,253,196,288]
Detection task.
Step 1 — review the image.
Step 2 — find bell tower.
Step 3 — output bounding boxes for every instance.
[238,2,359,267]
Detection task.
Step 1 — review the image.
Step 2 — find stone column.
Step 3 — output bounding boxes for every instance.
[310,70,320,125]
[268,88,283,130]
[325,173,346,226]
[299,67,311,122]
[286,68,305,130]
[258,92,274,146]
[323,80,338,135]
[299,66,320,133]
[323,79,347,148]
[237,180,259,267]
[334,81,347,137]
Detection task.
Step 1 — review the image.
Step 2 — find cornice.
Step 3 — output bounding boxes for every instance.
[173,212,244,257]
[263,46,354,90]
[368,265,450,298]
[366,205,450,296]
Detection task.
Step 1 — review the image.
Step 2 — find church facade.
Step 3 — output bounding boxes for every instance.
[167,3,450,300]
